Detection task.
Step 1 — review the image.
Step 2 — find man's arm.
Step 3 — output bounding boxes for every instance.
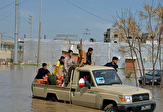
[77,58,84,71]
[56,61,61,76]
[35,68,41,79]
[46,69,50,75]
[64,58,68,73]
[72,58,76,64]
[104,63,108,66]
[86,57,91,65]
[115,65,118,72]
[79,58,84,67]
[56,66,60,76]
[77,50,86,70]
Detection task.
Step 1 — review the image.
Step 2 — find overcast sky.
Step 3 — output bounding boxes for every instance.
[0,0,162,41]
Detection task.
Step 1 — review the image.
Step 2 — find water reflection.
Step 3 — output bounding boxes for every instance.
[31,98,103,112]
[0,65,162,112]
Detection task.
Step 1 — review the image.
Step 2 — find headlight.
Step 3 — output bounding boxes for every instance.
[149,93,152,100]
[119,96,132,103]
[150,79,157,82]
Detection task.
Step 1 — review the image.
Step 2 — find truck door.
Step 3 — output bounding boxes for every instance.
[71,71,96,108]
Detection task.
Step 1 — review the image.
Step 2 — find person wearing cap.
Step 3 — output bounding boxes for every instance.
[77,44,86,70]
[65,44,86,85]
[53,56,65,76]
[104,56,119,72]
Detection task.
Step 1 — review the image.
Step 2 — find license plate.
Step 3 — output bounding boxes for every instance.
[141,105,151,110]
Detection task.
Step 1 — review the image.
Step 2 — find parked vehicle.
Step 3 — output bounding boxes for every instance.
[32,66,156,112]
[139,70,163,85]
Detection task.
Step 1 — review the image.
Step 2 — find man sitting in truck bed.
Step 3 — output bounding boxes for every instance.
[35,63,50,79]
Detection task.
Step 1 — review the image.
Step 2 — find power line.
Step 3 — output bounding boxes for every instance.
[32,17,70,34]
[71,0,112,17]
[0,10,14,21]
[0,0,28,21]
[0,1,15,10]
[20,0,28,7]
[0,7,14,17]
[65,0,111,23]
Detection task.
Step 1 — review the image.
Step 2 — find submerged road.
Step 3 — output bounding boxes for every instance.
[0,65,162,112]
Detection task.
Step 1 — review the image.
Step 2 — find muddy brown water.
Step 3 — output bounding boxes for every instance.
[0,65,162,112]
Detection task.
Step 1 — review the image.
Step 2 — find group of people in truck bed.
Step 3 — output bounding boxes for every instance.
[35,44,94,86]
[35,44,119,86]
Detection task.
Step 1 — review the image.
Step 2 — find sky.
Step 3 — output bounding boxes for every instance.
[0,0,162,42]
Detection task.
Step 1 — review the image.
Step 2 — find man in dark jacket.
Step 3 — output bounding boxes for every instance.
[35,63,50,79]
[104,57,118,72]
[86,47,94,65]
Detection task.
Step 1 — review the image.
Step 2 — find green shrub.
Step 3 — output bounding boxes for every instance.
[124,69,133,78]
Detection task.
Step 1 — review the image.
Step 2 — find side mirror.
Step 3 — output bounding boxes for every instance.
[85,80,91,89]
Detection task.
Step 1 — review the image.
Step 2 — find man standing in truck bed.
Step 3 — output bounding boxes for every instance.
[76,44,86,70]
[67,44,86,84]
[86,47,94,65]
[63,50,76,86]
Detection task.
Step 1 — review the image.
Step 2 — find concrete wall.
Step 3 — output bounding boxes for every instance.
[18,51,23,62]
[23,39,163,69]
[0,50,23,62]
[0,50,12,62]
[24,39,62,65]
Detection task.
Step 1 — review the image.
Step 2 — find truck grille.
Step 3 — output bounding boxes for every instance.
[132,93,149,102]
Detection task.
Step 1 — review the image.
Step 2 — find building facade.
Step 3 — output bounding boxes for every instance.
[0,40,23,62]
[103,28,120,43]
[23,38,163,70]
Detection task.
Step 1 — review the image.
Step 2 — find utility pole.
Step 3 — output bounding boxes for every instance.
[84,28,90,41]
[14,0,19,62]
[160,13,163,89]
[29,15,33,39]
[0,33,1,50]
[37,0,42,67]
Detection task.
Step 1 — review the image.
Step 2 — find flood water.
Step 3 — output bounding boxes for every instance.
[0,65,163,112]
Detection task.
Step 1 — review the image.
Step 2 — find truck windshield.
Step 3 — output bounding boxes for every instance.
[92,69,122,86]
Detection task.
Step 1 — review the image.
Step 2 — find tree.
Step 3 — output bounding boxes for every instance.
[113,9,141,87]
[113,2,163,87]
[140,3,163,86]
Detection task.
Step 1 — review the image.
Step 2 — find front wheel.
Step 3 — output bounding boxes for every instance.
[104,104,118,112]
[105,107,118,112]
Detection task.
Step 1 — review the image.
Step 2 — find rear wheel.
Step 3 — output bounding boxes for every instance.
[104,104,118,112]
[46,93,58,102]
[48,96,57,101]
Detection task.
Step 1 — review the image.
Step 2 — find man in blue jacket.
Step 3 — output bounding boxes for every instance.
[104,57,118,72]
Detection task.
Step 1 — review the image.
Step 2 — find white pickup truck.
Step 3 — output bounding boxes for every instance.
[32,66,156,112]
